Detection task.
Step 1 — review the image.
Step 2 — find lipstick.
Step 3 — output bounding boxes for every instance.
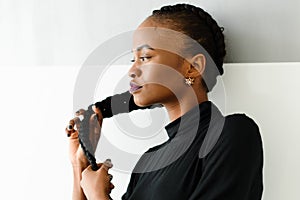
[130,82,143,93]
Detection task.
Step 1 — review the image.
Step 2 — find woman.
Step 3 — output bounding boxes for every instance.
[66,3,263,200]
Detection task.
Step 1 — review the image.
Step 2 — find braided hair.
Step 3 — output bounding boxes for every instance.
[78,105,99,171]
[149,3,226,92]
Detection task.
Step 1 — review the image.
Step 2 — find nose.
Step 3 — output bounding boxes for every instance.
[128,64,142,78]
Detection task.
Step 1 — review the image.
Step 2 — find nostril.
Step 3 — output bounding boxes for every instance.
[129,73,136,78]
[128,66,141,78]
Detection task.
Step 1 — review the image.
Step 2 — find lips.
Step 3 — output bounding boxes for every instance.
[130,82,143,93]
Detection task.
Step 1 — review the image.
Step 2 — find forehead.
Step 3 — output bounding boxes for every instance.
[132,27,202,58]
[133,27,182,51]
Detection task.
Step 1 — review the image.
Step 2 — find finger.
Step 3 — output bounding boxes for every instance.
[89,113,101,134]
[108,174,113,181]
[89,113,99,126]
[92,105,101,114]
[67,119,76,130]
[73,116,81,130]
[96,163,103,168]
[66,117,81,135]
[89,111,101,127]
[99,160,112,172]
[65,127,76,137]
[68,130,79,139]
[65,118,78,137]
[99,164,109,172]
[89,113,101,150]
[92,105,104,124]
[108,183,115,196]
[102,159,113,171]
[65,119,76,137]
[75,109,85,116]
[81,164,93,176]
[110,183,115,190]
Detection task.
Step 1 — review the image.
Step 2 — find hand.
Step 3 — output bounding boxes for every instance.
[65,105,103,169]
[81,162,114,200]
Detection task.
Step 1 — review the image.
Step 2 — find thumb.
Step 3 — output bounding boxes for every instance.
[81,164,93,177]
[101,159,113,171]
[92,105,103,125]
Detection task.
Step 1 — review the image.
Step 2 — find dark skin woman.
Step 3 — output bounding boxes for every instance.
[66,3,263,200]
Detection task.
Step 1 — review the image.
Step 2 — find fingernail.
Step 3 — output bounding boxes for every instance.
[104,159,113,168]
[68,124,73,130]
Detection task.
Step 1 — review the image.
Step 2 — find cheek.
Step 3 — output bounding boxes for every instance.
[134,84,174,106]
[141,64,183,91]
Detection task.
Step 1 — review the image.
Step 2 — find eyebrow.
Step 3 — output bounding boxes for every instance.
[132,44,155,52]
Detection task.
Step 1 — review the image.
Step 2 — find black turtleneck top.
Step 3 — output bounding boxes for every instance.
[95,91,263,200]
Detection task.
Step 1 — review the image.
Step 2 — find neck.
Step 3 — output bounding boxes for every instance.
[163,90,208,122]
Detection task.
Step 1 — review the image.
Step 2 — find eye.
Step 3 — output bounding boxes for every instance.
[139,56,152,62]
[131,56,152,63]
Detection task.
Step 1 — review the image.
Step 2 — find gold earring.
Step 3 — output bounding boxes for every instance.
[185,77,194,86]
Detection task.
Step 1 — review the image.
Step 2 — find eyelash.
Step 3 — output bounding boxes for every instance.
[131,56,152,63]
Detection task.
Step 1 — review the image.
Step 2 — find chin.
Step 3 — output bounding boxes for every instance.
[133,99,152,107]
[133,94,156,107]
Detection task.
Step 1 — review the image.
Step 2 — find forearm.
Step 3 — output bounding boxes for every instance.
[72,166,87,200]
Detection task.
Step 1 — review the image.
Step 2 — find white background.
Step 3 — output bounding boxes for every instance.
[1,0,300,199]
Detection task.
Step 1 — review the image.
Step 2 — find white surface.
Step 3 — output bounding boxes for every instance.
[1,0,300,66]
[222,63,300,200]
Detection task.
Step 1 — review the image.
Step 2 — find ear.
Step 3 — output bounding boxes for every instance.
[185,54,206,77]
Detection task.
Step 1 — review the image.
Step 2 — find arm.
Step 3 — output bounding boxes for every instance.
[67,129,88,200]
[73,165,88,200]
[189,115,264,200]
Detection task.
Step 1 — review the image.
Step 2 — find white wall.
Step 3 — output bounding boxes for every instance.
[1,0,299,199]
[222,63,300,200]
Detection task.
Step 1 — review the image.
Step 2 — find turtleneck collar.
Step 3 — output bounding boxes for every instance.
[164,101,218,139]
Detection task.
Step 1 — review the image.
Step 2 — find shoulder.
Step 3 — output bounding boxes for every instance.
[223,113,260,139]
[202,113,263,166]
[217,113,263,154]
[225,113,258,128]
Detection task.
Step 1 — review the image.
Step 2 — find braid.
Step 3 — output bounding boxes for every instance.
[78,105,99,171]
[151,3,226,91]
[188,5,226,74]
[152,4,226,74]
[77,106,113,199]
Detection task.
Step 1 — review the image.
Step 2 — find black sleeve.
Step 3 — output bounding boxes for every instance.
[93,90,162,118]
[189,114,264,200]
